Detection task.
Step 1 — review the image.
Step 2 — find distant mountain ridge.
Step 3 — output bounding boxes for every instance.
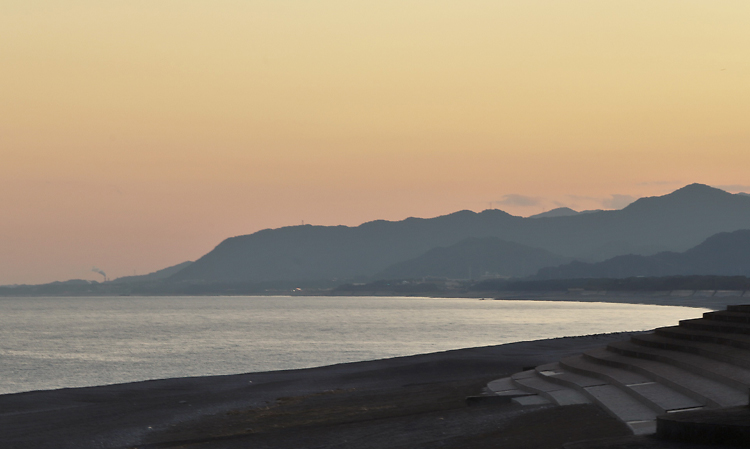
[170,184,750,284]
[536,229,750,279]
[113,261,193,284]
[374,237,572,280]
[528,207,580,219]
[528,207,603,219]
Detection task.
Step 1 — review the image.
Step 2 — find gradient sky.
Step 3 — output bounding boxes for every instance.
[2,1,749,285]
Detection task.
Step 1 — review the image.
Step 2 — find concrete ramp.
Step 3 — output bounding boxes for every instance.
[486,304,750,436]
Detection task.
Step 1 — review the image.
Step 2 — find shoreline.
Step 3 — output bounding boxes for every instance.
[334,290,749,311]
[482,291,748,310]
[2,332,645,449]
[1,290,745,311]
[1,297,737,448]
[0,296,712,397]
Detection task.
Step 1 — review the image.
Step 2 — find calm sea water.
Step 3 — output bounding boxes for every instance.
[0,296,707,395]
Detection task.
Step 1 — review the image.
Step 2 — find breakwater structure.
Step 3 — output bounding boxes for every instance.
[485,304,750,446]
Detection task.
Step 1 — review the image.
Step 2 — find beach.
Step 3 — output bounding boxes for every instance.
[3,290,735,449]
[0,332,657,449]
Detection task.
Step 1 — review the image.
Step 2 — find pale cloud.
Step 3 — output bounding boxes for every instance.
[566,194,598,203]
[495,194,541,207]
[601,194,636,209]
[561,194,635,210]
[715,184,750,193]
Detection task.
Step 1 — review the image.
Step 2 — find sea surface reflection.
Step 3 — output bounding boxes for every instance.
[0,296,708,394]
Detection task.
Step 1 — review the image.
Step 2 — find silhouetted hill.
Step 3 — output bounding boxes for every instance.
[471,275,750,293]
[374,237,571,280]
[528,207,580,219]
[171,210,520,283]
[536,229,750,279]
[171,184,750,284]
[112,261,193,284]
[528,208,604,219]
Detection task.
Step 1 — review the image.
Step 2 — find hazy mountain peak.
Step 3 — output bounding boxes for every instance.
[622,183,733,213]
[529,207,579,219]
[671,183,729,197]
[479,209,516,219]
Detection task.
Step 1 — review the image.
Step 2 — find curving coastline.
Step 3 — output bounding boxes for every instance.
[1,332,644,449]
[2,296,732,448]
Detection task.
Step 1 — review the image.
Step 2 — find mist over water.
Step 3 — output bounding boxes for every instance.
[0,296,708,395]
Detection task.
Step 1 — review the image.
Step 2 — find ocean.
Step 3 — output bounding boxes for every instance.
[0,296,708,395]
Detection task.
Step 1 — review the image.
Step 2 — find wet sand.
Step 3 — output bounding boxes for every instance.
[0,332,653,449]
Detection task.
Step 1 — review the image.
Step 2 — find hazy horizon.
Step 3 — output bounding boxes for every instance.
[3,1,749,284]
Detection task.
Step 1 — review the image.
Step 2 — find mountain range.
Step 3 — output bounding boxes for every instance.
[374,237,572,280]
[536,229,750,279]
[528,207,601,219]
[167,184,750,284]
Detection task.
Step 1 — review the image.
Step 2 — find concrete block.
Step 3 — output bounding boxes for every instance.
[512,395,551,406]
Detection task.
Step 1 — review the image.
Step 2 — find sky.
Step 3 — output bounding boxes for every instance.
[2,1,749,285]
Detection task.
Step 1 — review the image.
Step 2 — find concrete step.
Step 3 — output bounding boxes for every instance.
[514,366,655,434]
[535,363,609,388]
[583,348,746,408]
[680,318,750,335]
[655,326,750,351]
[560,354,653,386]
[608,340,750,391]
[486,377,533,398]
[631,333,750,369]
[583,385,658,435]
[626,382,703,414]
[511,370,591,406]
[703,310,750,323]
[548,358,703,414]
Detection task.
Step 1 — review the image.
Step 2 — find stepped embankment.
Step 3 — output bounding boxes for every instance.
[487,304,750,446]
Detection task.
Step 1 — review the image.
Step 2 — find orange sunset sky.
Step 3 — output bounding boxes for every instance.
[2,1,749,285]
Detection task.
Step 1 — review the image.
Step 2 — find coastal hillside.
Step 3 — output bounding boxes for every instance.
[374,237,571,280]
[536,229,750,279]
[112,261,193,284]
[170,184,750,283]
